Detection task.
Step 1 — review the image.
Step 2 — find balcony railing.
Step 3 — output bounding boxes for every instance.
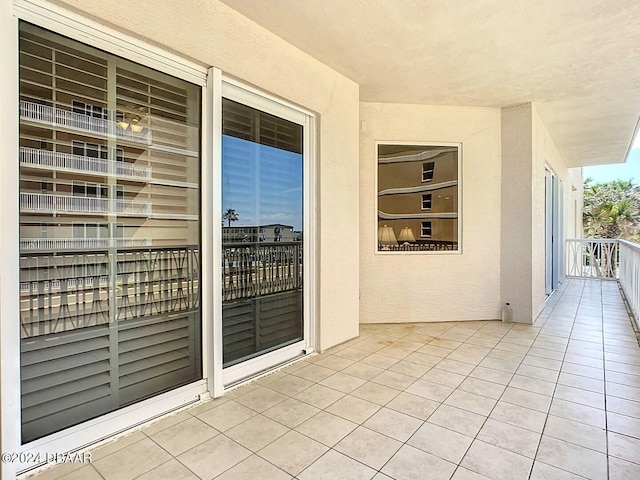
[20,193,152,216]
[566,238,619,279]
[619,240,640,324]
[20,147,152,180]
[21,192,108,214]
[20,238,152,250]
[566,238,640,324]
[380,241,458,252]
[20,101,152,145]
[115,199,152,215]
[19,245,199,338]
[222,242,302,301]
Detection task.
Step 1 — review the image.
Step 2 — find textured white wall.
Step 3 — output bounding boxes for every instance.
[500,104,534,323]
[360,102,502,323]
[501,103,577,324]
[55,0,361,349]
[567,168,584,239]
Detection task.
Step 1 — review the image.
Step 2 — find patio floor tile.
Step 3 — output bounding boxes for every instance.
[31,279,640,480]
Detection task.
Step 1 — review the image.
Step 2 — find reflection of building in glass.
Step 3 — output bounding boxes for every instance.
[223,224,299,243]
[18,23,202,444]
[378,144,459,249]
[19,24,200,252]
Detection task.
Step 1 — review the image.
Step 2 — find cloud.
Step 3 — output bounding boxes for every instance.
[634,134,640,150]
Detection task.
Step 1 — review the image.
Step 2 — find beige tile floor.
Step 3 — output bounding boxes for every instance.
[29,279,640,480]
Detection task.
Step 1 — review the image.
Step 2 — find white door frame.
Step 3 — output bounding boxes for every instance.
[2,2,211,475]
[215,79,316,392]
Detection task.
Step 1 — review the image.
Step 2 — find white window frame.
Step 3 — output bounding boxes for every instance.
[421,193,432,210]
[215,78,316,393]
[421,221,433,238]
[421,161,435,182]
[72,140,108,160]
[2,1,210,476]
[72,100,107,120]
[72,180,108,198]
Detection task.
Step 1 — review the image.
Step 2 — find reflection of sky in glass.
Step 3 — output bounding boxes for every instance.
[222,135,303,231]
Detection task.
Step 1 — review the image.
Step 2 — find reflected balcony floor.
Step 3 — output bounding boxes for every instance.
[31,279,640,480]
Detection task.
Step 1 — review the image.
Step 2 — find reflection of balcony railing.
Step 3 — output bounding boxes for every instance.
[20,101,152,145]
[379,241,458,252]
[21,192,108,214]
[222,242,302,301]
[19,245,200,338]
[116,199,152,215]
[20,147,152,180]
[115,161,152,179]
[20,238,152,250]
[20,193,152,216]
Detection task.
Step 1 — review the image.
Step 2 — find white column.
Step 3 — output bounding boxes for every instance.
[500,103,535,323]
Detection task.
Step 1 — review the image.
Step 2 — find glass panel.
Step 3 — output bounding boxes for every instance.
[221,98,303,367]
[378,144,460,252]
[18,22,201,442]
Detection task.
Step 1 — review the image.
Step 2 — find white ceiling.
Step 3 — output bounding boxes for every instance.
[220,0,640,167]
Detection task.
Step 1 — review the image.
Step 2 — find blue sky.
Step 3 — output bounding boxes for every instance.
[583,141,640,183]
[222,135,303,231]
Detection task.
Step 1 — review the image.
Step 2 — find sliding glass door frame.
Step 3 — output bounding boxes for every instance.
[0,6,316,478]
[213,78,316,392]
[2,3,211,476]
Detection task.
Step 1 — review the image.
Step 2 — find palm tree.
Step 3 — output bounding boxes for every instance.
[222,208,239,227]
[584,179,640,241]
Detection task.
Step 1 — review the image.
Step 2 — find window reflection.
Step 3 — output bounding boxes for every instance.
[377,144,460,252]
[221,99,304,366]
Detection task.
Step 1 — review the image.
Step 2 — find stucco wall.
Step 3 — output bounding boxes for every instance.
[500,104,534,323]
[501,103,579,324]
[54,0,361,349]
[360,102,502,323]
[567,168,585,239]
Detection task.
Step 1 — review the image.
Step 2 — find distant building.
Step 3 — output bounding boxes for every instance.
[223,223,298,243]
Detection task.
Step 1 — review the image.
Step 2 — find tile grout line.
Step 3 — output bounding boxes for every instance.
[526,278,583,480]
[602,280,611,480]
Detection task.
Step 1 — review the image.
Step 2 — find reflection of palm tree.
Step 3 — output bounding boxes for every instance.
[222,208,239,227]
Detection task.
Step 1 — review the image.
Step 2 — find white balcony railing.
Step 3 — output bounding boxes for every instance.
[21,192,108,214]
[566,238,640,325]
[19,147,152,180]
[20,238,152,250]
[619,240,640,324]
[115,199,152,215]
[20,193,152,216]
[114,161,152,180]
[20,101,152,145]
[566,238,619,279]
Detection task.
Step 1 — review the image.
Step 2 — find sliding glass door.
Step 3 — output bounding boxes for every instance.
[18,22,202,443]
[220,84,311,384]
